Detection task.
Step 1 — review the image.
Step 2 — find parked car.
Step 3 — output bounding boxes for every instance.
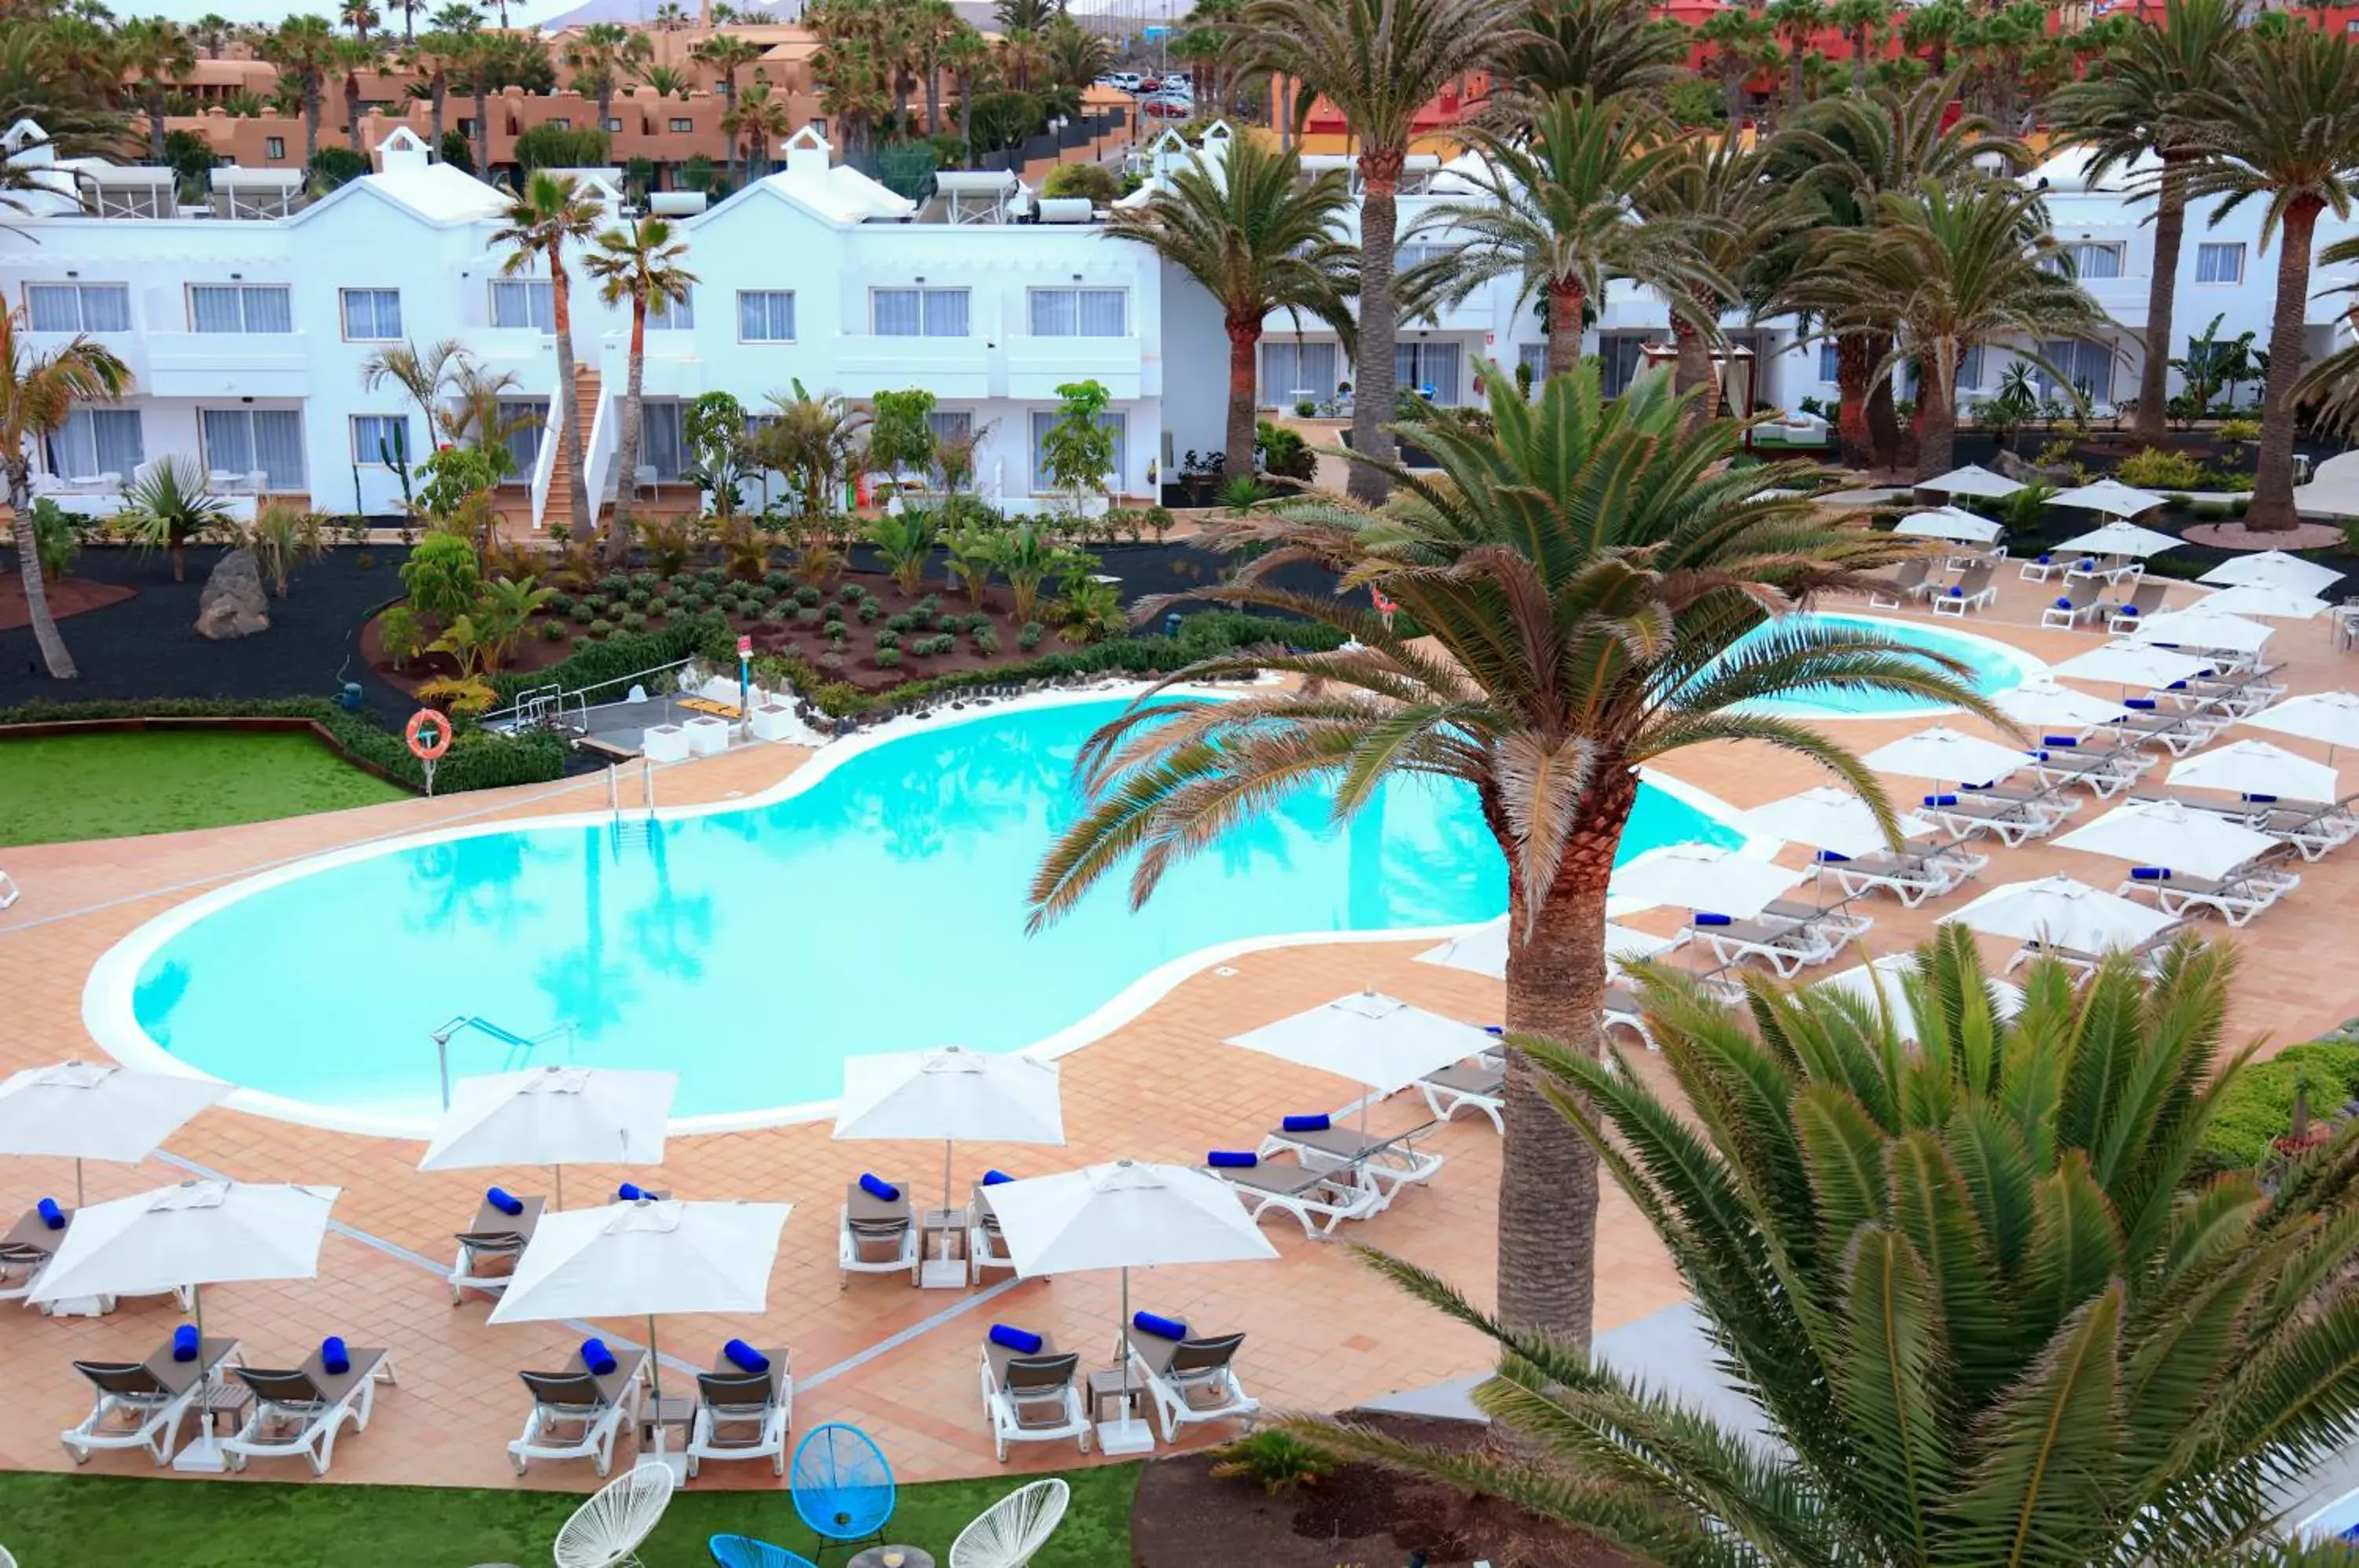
[1106,71,1141,91]
[1143,98,1191,117]
[1137,75,1161,91]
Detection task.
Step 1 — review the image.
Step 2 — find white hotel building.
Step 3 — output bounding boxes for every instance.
[3,118,2355,525]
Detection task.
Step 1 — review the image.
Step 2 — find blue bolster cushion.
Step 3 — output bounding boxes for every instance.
[616,1182,646,1202]
[723,1338,770,1373]
[858,1173,900,1202]
[981,1169,1015,1187]
[2029,749,2049,762]
[2118,605,2140,617]
[2131,867,2171,882]
[988,1323,1043,1355]
[1281,1113,1330,1133]
[1206,1150,1257,1169]
[2169,680,2189,690]
[35,1197,64,1230]
[580,1338,618,1376]
[2245,793,2278,804]
[2078,558,2096,569]
[321,1336,350,1376]
[2125,698,2157,710]
[1924,793,1960,807]
[1132,1311,1188,1341]
[1482,1024,1504,1036]
[1817,849,1850,863]
[172,1324,200,1362]
[1693,911,1733,926]
[486,1186,524,1216]
[1949,587,1963,597]
[2044,734,2078,747]
[2055,597,2075,609]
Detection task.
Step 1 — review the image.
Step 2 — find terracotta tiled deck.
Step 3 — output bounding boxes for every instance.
[3,565,2356,1494]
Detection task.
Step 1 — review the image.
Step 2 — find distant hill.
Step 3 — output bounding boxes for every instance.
[535,0,807,29]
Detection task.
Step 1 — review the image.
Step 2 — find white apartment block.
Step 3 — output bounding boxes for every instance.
[6,120,2356,527]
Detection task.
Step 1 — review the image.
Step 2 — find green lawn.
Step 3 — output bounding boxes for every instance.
[0,1464,1138,1566]
[0,731,410,848]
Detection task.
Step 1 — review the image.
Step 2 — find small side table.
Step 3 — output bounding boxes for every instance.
[638,1392,694,1444]
[918,1207,969,1290]
[848,1548,935,1568]
[1087,1369,1157,1456]
[199,1382,253,1437]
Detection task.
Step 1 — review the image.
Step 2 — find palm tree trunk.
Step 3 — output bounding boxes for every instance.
[345,77,362,149]
[1916,354,1956,479]
[2134,153,2188,444]
[605,300,647,564]
[429,76,445,149]
[147,89,168,163]
[2247,197,2322,533]
[1671,310,1713,427]
[1349,149,1403,504]
[551,264,591,538]
[473,79,490,172]
[1720,58,1743,125]
[1496,764,1636,1345]
[1787,39,1805,104]
[1866,366,1901,473]
[1224,319,1260,478]
[9,471,76,678]
[1547,278,1585,381]
[1849,27,1868,93]
[926,66,941,134]
[1835,332,1871,468]
[304,81,322,163]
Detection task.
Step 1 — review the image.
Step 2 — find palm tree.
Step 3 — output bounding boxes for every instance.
[430,3,480,32]
[1487,0,1689,124]
[690,31,761,112]
[333,35,382,150]
[1,309,130,679]
[1405,91,1720,382]
[637,63,690,98]
[722,78,791,178]
[1766,0,1824,110]
[1106,134,1356,477]
[441,355,528,452]
[751,381,866,520]
[2181,24,2359,533]
[1304,933,2359,1566]
[1027,366,1992,1342]
[456,29,495,172]
[1227,0,1513,503]
[406,28,468,147]
[1695,3,1776,128]
[390,0,422,41]
[1900,0,1966,74]
[340,0,380,39]
[1638,131,1785,421]
[119,457,232,583]
[359,337,465,442]
[2048,0,2243,444]
[940,25,989,156]
[260,14,339,165]
[116,17,195,165]
[491,173,600,538]
[583,216,696,563]
[1828,0,1889,94]
[562,21,635,126]
[1798,179,2107,477]
[993,0,1056,30]
[192,13,234,58]
[912,0,956,133]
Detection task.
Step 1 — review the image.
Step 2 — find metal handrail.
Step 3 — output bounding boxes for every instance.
[428,1015,580,1109]
[482,654,699,731]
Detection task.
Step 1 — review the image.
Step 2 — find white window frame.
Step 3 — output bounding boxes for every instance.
[339,287,403,342]
[737,289,797,343]
[265,136,285,159]
[25,282,131,333]
[199,407,307,491]
[43,407,142,478]
[489,278,556,333]
[926,408,973,443]
[2195,242,2246,286]
[668,116,694,133]
[1028,407,1128,495]
[350,413,411,466]
[870,285,972,337]
[1028,286,1128,337]
[647,290,695,330]
[187,282,293,334]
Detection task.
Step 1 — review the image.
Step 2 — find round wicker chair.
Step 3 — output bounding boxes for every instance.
[948,1478,1071,1568]
[553,1459,677,1568]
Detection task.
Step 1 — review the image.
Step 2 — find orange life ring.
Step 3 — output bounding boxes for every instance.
[405,708,452,761]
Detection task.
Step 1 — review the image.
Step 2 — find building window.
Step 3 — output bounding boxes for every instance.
[200,407,305,490]
[340,288,403,341]
[547,117,572,131]
[2044,241,2125,280]
[25,282,131,333]
[43,408,142,478]
[490,278,555,332]
[602,116,624,133]
[2035,339,2117,405]
[639,401,684,480]
[1029,287,1126,337]
[1395,340,1463,403]
[189,283,293,333]
[1817,340,1840,382]
[872,287,970,337]
[265,136,285,159]
[351,413,410,466]
[738,290,796,341]
[1029,407,1127,492]
[669,116,694,133]
[1261,340,1338,403]
[1516,341,1548,392]
[2195,242,2246,285]
[926,409,973,443]
[496,398,546,481]
[648,290,694,330]
[1958,344,1986,391]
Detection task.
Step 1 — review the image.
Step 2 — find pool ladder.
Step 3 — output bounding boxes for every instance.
[606,759,656,852]
[427,1017,580,1109]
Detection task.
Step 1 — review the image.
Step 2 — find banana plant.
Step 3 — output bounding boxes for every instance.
[864,506,937,595]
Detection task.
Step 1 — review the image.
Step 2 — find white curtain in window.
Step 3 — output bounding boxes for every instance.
[873,289,922,336]
[491,279,554,332]
[497,399,546,480]
[926,410,973,441]
[2195,244,2243,285]
[353,414,408,464]
[252,410,304,488]
[201,409,252,475]
[2037,340,2115,404]
[45,410,142,477]
[1516,342,1548,389]
[649,291,694,329]
[1957,344,1986,391]
[640,403,684,480]
[1262,341,1338,402]
[1029,409,1127,492]
[1077,289,1125,336]
[26,285,78,332]
[1818,341,1841,382]
[86,285,131,331]
[343,290,401,339]
[1029,289,1076,337]
[2067,245,2122,281]
[242,287,293,333]
[190,285,244,333]
[738,291,794,340]
[1394,341,1463,403]
[925,289,970,337]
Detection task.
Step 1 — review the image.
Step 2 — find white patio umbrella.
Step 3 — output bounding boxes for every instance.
[1944,874,2181,952]
[1416,917,1675,981]
[0,1061,230,1205]
[1608,843,1806,918]
[2244,690,2359,762]
[1814,954,2024,1043]
[488,1196,792,1472]
[418,1066,676,1209]
[834,1047,1064,1214]
[2052,484,2172,522]
[2196,550,2344,596]
[2194,584,2331,621]
[2048,641,2218,691]
[2054,798,2281,880]
[1992,676,2129,731]
[29,1180,339,1471]
[1896,506,2003,543]
[1862,727,2031,791]
[982,1159,1277,1454]
[1917,463,2024,499]
[1735,785,1936,857]
[2124,609,2275,657]
[2169,740,2339,804]
[1224,992,1495,1133]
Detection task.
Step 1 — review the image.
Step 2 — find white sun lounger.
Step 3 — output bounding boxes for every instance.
[1124,1324,1257,1443]
[1603,983,1655,1048]
[1812,845,1986,907]
[2108,709,2229,757]
[2119,858,2301,929]
[838,1179,921,1288]
[966,1183,1017,1285]
[686,1345,791,1478]
[1930,565,1997,617]
[979,1332,1088,1462]
[2029,741,2155,798]
[1417,1061,1504,1134]
[449,1191,546,1304]
[2006,928,2190,981]
[222,1346,396,1476]
[1203,1155,1379,1239]
[1691,912,1839,978]
[61,1336,241,1466]
[1258,1120,1444,1208]
[1917,792,2063,848]
[0,870,17,909]
[510,1347,649,1476]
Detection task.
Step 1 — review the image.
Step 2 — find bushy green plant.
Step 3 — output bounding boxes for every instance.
[586,619,614,640]
[760,605,789,625]
[2192,1039,2359,1177]
[625,588,652,610]
[764,569,795,592]
[795,606,822,625]
[544,591,576,617]
[28,498,81,582]
[1018,621,1044,650]
[973,626,999,655]
[838,583,865,604]
[1209,1430,1338,1496]
[539,619,569,642]
[618,610,648,633]
[377,605,425,667]
[700,567,729,590]
[875,646,903,668]
[2217,416,2261,443]
[598,573,631,598]
[2117,445,2210,491]
[400,532,481,628]
[856,599,881,623]
[874,628,902,650]
[795,585,822,607]
[1253,419,1316,482]
[886,612,916,633]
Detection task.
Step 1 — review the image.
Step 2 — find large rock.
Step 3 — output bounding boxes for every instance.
[194,548,270,640]
[1993,447,2074,486]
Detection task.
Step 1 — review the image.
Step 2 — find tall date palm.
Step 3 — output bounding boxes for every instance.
[1027,366,1995,1342]
[491,172,601,539]
[1,309,131,679]
[583,215,696,563]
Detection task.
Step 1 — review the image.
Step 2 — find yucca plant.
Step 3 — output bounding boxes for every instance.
[118,456,232,583]
[1302,929,2359,1567]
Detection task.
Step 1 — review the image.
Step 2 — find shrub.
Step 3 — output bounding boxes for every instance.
[599,572,631,598]
[886,613,916,633]
[2192,1040,2359,1178]
[795,606,822,625]
[748,583,778,605]
[2117,446,2210,491]
[1255,419,1316,482]
[579,594,609,617]
[760,605,789,625]
[618,610,648,633]
[856,600,881,622]
[569,602,596,624]
[838,583,864,604]
[1209,1430,1337,1496]
[1018,621,1043,650]
[700,568,729,590]
[875,646,903,668]
[1042,160,1117,205]
[874,628,902,650]
[764,569,794,592]
[2218,416,2262,443]
[631,570,661,591]
[539,619,569,643]
[586,619,614,640]
[489,613,733,709]
[625,589,652,610]
[399,532,480,627]
[543,591,576,617]
[916,593,941,616]
[973,627,999,655]
[795,585,822,607]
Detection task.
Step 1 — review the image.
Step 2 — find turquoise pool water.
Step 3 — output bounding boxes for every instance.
[1715,613,2035,718]
[111,698,1741,1123]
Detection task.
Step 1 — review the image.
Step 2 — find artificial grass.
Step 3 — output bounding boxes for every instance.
[0,1463,1139,1566]
[0,731,409,848]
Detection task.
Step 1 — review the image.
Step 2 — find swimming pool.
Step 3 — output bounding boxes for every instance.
[86,694,1746,1132]
[1713,613,2041,720]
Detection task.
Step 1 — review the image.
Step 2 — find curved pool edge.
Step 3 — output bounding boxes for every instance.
[1733,610,2051,721]
[79,682,1772,1141]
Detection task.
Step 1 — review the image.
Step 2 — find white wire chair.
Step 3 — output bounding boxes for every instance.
[2,1542,17,1568]
[948,1477,1070,1568]
[553,1459,677,1568]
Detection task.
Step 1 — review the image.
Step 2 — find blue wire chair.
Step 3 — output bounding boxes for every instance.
[789,1422,896,1562]
[708,1537,819,1568]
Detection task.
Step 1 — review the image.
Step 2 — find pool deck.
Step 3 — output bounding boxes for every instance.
[4,566,2358,1496]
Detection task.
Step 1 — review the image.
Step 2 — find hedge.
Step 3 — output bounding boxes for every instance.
[2192,1038,2359,1178]
[751,611,1349,718]
[488,613,734,707]
[0,698,567,796]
